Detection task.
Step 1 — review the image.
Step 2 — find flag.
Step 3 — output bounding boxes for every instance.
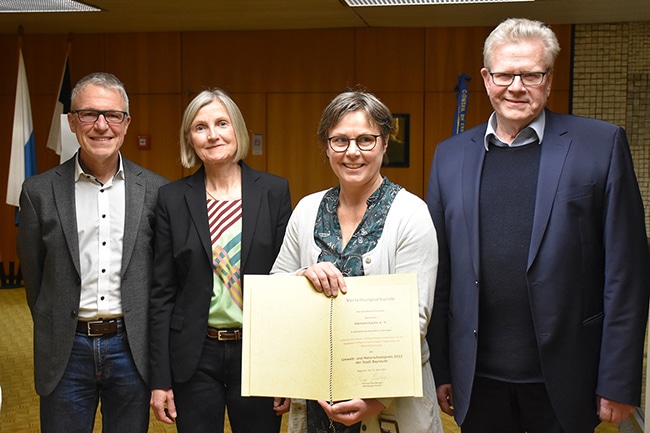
[6,49,37,208]
[46,56,77,164]
[452,73,471,136]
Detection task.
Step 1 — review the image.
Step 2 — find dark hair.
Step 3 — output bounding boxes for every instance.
[317,91,393,149]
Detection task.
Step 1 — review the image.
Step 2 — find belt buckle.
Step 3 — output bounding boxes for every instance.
[86,319,105,337]
[217,330,240,341]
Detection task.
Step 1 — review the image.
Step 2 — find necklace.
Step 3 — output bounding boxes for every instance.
[206,189,219,201]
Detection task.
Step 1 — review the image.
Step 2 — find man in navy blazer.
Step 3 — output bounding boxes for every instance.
[426,18,650,433]
[17,72,167,433]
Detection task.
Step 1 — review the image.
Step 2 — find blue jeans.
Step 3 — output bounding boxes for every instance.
[40,323,150,433]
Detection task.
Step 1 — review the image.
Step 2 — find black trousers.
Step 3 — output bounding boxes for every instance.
[461,376,565,433]
[173,337,282,433]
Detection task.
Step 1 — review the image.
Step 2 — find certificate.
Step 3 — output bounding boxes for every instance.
[242,273,422,401]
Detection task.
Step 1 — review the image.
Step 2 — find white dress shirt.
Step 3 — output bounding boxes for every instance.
[75,154,125,320]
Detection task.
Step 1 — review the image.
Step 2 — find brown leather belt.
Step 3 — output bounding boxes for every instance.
[206,328,242,341]
[76,318,122,336]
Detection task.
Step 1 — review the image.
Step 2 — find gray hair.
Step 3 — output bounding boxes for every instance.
[317,91,393,149]
[179,89,250,168]
[70,72,129,112]
[483,18,561,70]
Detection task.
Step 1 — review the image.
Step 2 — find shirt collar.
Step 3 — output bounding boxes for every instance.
[484,110,546,150]
[75,152,125,185]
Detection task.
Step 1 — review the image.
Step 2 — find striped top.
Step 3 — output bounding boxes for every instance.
[206,198,244,328]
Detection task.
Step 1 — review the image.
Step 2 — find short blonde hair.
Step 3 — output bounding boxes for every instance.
[179,89,250,168]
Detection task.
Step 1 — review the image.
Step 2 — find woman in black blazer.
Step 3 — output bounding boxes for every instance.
[149,89,292,433]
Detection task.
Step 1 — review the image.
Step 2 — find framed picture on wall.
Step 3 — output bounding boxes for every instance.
[384,113,410,168]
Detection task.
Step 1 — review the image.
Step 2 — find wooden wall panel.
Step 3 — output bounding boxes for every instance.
[355,28,426,92]
[375,91,425,197]
[232,93,269,173]
[105,33,182,94]
[0,93,17,268]
[181,30,356,94]
[68,34,107,83]
[549,24,572,92]
[547,90,570,113]
[0,35,17,95]
[0,25,572,277]
[123,94,184,182]
[425,26,492,93]
[267,93,339,206]
[423,91,495,196]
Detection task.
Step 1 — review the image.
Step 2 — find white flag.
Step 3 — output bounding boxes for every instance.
[6,49,37,208]
[46,56,78,164]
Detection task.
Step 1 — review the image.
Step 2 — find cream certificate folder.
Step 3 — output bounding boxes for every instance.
[242,273,422,401]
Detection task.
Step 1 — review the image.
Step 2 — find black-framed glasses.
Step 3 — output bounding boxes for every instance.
[488,70,549,87]
[72,110,129,124]
[327,134,381,153]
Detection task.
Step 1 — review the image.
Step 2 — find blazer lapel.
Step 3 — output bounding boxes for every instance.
[240,162,261,271]
[186,166,213,261]
[122,160,146,272]
[53,159,82,277]
[463,130,487,277]
[528,111,571,268]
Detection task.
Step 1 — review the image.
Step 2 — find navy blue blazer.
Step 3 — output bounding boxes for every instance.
[426,109,650,432]
[149,162,291,388]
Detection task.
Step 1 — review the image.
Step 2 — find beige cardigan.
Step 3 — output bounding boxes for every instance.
[271,187,443,433]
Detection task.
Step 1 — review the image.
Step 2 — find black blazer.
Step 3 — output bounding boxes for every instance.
[149,162,291,388]
[426,110,650,433]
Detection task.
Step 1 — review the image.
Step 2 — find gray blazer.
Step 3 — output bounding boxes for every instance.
[17,156,168,396]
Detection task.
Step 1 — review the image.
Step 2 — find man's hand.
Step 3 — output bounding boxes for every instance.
[436,384,454,416]
[597,396,635,424]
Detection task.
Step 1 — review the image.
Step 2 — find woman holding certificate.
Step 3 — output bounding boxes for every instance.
[149,89,292,433]
[271,91,443,433]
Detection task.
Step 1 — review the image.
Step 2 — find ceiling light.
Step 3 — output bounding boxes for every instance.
[343,0,532,5]
[0,0,101,12]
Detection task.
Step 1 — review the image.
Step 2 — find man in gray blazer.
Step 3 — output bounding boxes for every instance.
[17,72,167,433]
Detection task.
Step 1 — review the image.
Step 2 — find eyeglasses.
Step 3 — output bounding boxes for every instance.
[327,134,381,153]
[72,110,129,124]
[487,70,549,87]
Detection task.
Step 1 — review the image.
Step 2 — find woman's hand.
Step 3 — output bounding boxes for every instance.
[274,397,291,415]
[150,388,177,424]
[297,262,347,297]
[317,398,386,426]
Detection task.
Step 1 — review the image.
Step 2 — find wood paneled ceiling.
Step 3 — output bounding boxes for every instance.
[0,0,648,34]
